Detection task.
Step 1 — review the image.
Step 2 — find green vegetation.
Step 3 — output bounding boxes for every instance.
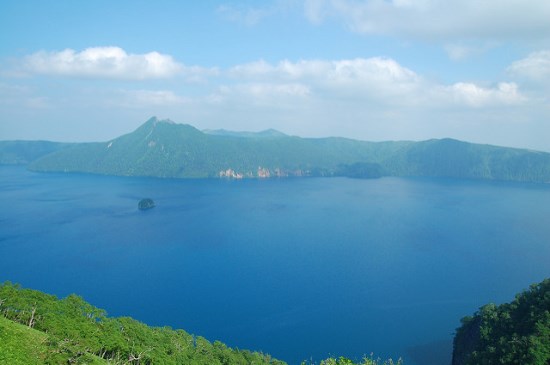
[302,356,402,365]
[28,118,400,179]
[0,282,403,365]
[3,117,548,182]
[452,278,550,365]
[3,279,548,364]
[0,140,70,165]
[384,138,550,182]
[0,316,51,365]
[0,282,285,365]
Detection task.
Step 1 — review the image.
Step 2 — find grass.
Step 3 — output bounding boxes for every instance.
[0,315,49,365]
[0,316,107,365]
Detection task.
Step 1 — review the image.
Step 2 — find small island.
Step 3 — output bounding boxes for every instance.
[138,198,155,210]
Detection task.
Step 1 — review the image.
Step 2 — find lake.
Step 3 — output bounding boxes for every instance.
[1,165,549,365]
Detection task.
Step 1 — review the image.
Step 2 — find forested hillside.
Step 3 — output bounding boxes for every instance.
[2,117,550,182]
[0,282,285,365]
[27,117,397,179]
[452,278,550,365]
[0,282,402,365]
[2,280,548,364]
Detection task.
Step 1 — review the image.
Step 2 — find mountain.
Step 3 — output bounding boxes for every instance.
[4,116,549,182]
[27,117,402,179]
[0,140,70,165]
[452,278,550,365]
[203,128,288,138]
[384,138,550,182]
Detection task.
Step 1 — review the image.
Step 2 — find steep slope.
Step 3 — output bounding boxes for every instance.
[0,316,53,365]
[0,282,285,365]
[452,278,550,365]
[0,282,404,365]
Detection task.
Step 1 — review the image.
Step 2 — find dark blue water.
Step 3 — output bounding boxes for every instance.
[1,166,549,365]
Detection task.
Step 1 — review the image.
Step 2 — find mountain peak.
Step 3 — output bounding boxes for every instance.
[156,118,176,125]
[135,117,180,135]
[144,116,176,126]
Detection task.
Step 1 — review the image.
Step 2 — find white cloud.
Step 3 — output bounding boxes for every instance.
[323,58,419,87]
[443,82,525,107]
[22,47,183,80]
[230,57,418,82]
[1,53,539,150]
[230,57,420,96]
[118,90,189,108]
[303,0,550,41]
[228,57,523,107]
[507,50,550,80]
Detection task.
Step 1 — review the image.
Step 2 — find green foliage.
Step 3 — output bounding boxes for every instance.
[0,281,285,365]
[0,282,402,365]
[0,316,49,365]
[26,117,550,182]
[452,278,550,365]
[384,138,550,182]
[301,354,403,365]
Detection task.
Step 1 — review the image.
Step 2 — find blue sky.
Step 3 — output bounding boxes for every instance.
[1,0,549,151]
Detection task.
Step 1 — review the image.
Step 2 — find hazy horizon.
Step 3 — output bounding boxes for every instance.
[6,115,550,155]
[1,1,550,152]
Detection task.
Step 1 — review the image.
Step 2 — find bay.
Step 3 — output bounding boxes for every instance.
[1,165,549,365]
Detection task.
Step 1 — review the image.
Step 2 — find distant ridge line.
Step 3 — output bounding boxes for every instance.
[1,117,549,183]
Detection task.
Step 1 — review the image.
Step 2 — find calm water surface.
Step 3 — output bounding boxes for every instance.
[1,166,549,365]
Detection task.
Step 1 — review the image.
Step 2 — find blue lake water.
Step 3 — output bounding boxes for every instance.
[1,165,549,365]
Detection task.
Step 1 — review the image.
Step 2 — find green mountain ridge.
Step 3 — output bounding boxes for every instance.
[2,117,550,182]
[0,140,71,165]
[202,128,288,138]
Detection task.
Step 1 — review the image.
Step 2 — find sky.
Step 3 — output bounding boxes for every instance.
[1,0,549,151]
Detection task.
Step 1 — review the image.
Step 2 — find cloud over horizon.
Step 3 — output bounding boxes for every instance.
[0,44,547,151]
[9,48,527,109]
[227,57,525,108]
[20,47,183,80]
